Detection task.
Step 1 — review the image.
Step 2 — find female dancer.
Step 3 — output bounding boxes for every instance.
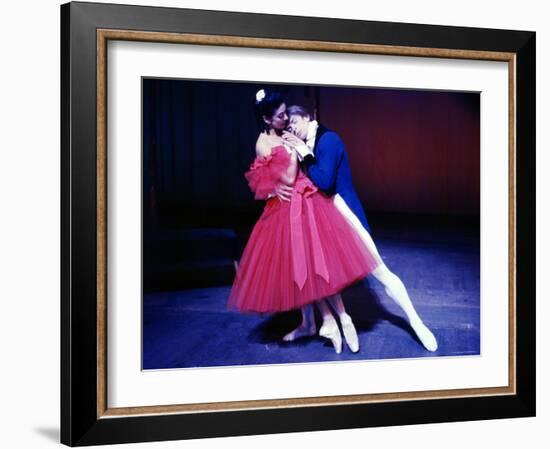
[227,89,380,353]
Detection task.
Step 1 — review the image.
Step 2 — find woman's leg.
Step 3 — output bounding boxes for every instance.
[327,294,359,353]
[332,194,438,352]
[283,304,316,341]
[317,299,342,354]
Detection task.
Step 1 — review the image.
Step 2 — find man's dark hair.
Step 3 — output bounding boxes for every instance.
[287,105,310,119]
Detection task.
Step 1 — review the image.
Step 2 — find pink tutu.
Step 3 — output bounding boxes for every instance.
[227,146,379,313]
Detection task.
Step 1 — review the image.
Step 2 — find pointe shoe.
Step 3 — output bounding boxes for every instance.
[340,314,359,353]
[410,319,438,352]
[319,322,342,354]
[283,324,316,342]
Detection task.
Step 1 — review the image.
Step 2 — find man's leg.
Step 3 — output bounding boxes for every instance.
[332,194,438,352]
[370,265,437,351]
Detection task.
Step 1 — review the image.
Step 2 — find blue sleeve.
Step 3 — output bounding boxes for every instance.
[304,133,343,192]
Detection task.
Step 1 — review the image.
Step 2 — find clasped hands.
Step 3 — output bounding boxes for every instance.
[282,131,313,161]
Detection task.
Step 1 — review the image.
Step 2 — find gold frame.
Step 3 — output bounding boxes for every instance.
[96,29,516,419]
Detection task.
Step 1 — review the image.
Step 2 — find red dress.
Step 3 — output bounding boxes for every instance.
[227,145,379,313]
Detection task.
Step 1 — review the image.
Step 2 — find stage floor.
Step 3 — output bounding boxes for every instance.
[143,225,480,369]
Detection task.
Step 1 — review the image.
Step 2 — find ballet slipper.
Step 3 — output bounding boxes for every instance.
[340,314,359,353]
[319,322,342,354]
[283,324,316,342]
[410,319,438,352]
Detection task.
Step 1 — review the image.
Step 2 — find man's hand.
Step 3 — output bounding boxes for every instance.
[273,183,293,202]
[282,131,305,147]
[282,131,313,161]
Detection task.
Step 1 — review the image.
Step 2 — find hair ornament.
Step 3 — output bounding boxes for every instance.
[255,89,266,103]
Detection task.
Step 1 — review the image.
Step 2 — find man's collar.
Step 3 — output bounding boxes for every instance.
[306,120,319,150]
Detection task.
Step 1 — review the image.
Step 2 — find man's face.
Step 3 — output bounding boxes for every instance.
[287,114,310,141]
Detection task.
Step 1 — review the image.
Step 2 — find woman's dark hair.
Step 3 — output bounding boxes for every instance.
[254,89,285,132]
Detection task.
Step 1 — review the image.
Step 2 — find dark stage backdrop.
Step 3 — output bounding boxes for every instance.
[322,87,480,215]
[143,79,479,228]
[142,80,320,229]
[142,79,480,291]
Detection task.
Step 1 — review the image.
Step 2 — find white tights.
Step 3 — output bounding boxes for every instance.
[332,194,424,327]
[302,195,438,352]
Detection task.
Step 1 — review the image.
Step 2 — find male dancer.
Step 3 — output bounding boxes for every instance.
[280,105,438,352]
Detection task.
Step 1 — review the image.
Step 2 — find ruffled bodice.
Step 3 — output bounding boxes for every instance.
[245,145,316,200]
[228,145,379,313]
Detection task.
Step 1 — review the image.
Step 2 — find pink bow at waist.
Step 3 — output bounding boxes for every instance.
[290,176,330,290]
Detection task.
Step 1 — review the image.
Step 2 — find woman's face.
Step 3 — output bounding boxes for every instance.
[263,103,288,131]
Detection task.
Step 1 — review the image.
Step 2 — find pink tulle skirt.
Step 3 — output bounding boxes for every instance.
[227,189,379,313]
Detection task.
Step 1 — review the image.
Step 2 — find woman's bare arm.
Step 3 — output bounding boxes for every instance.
[255,136,297,186]
[279,150,297,185]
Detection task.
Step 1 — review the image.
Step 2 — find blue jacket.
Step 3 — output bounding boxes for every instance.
[303,124,371,233]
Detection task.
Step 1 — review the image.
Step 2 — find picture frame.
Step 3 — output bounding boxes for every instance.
[60,1,535,446]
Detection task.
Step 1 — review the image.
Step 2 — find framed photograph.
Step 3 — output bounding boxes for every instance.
[61,1,535,446]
